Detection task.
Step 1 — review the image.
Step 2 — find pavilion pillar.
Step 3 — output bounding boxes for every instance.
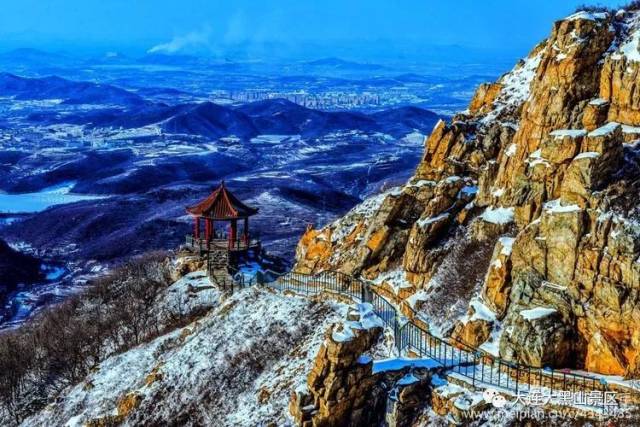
[205,218,211,244]
[194,217,200,239]
[244,217,249,244]
[230,219,237,249]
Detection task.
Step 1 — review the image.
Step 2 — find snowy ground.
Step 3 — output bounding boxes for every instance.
[21,274,348,427]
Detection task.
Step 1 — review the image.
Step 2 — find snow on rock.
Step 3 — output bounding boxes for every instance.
[459,185,478,198]
[505,143,517,157]
[612,28,640,62]
[407,179,436,188]
[543,198,582,214]
[622,124,640,134]
[453,392,486,411]
[371,267,414,294]
[460,298,497,325]
[331,303,385,343]
[588,122,621,137]
[498,237,515,256]
[480,49,544,125]
[479,321,504,357]
[549,129,587,138]
[589,98,609,106]
[480,206,515,225]
[156,271,219,315]
[433,382,466,399]
[525,148,551,168]
[332,324,356,342]
[406,289,429,309]
[23,284,347,427]
[416,212,449,229]
[519,307,557,321]
[574,151,601,160]
[565,11,608,22]
[397,372,420,386]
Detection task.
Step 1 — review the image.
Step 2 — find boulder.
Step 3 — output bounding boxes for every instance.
[540,203,585,287]
[499,306,572,367]
[541,130,584,164]
[291,309,384,427]
[482,237,514,317]
[582,99,609,131]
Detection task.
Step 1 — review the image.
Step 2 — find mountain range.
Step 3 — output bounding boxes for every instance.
[4,73,441,139]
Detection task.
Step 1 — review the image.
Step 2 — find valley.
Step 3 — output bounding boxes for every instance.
[0,62,488,327]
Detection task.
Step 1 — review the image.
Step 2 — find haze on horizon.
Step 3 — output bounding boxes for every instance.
[0,0,623,64]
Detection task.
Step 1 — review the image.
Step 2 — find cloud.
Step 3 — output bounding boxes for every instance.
[147,26,213,54]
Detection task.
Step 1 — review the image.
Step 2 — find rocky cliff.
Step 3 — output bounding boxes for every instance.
[295,9,640,377]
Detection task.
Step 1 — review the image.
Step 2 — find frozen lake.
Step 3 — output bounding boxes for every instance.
[0,183,106,213]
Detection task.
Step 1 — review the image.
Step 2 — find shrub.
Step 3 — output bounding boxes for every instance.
[573,4,612,13]
[0,251,182,424]
[624,1,640,11]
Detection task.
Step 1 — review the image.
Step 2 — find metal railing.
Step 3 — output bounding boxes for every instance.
[257,269,627,411]
[185,234,261,252]
[211,265,258,293]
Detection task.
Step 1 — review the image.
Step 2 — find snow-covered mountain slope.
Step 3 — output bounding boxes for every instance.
[21,272,347,427]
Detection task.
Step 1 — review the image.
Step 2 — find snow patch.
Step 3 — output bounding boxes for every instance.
[480,207,514,225]
[498,237,515,256]
[480,49,544,125]
[588,122,620,137]
[565,11,608,22]
[589,98,609,106]
[520,307,557,321]
[612,28,640,62]
[416,212,449,229]
[543,198,582,214]
[549,129,587,138]
[574,151,601,160]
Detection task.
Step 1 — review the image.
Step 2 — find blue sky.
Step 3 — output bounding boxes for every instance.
[0,0,622,59]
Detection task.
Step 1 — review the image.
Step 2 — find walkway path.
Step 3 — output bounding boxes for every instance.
[259,269,638,412]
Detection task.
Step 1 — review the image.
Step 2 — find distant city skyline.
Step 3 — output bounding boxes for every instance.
[0,1,623,63]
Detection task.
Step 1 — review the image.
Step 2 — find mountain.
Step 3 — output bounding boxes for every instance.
[7,7,640,426]
[162,102,258,139]
[305,57,387,71]
[0,73,147,106]
[369,106,440,136]
[236,98,377,136]
[296,6,640,401]
[23,91,441,139]
[0,48,80,70]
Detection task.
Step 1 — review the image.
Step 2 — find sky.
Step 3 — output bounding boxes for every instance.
[0,0,623,61]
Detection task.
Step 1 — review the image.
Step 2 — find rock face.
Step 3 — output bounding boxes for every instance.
[290,305,385,427]
[294,10,640,377]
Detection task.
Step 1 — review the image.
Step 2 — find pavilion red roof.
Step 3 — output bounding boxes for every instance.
[186,182,258,219]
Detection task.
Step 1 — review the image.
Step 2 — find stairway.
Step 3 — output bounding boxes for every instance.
[207,249,229,271]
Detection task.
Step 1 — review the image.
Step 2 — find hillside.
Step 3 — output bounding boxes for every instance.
[0,73,147,106]
[23,94,441,139]
[295,7,640,378]
[21,272,347,426]
[0,238,42,303]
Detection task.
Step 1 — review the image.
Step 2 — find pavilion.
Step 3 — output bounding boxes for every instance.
[185,182,260,256]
